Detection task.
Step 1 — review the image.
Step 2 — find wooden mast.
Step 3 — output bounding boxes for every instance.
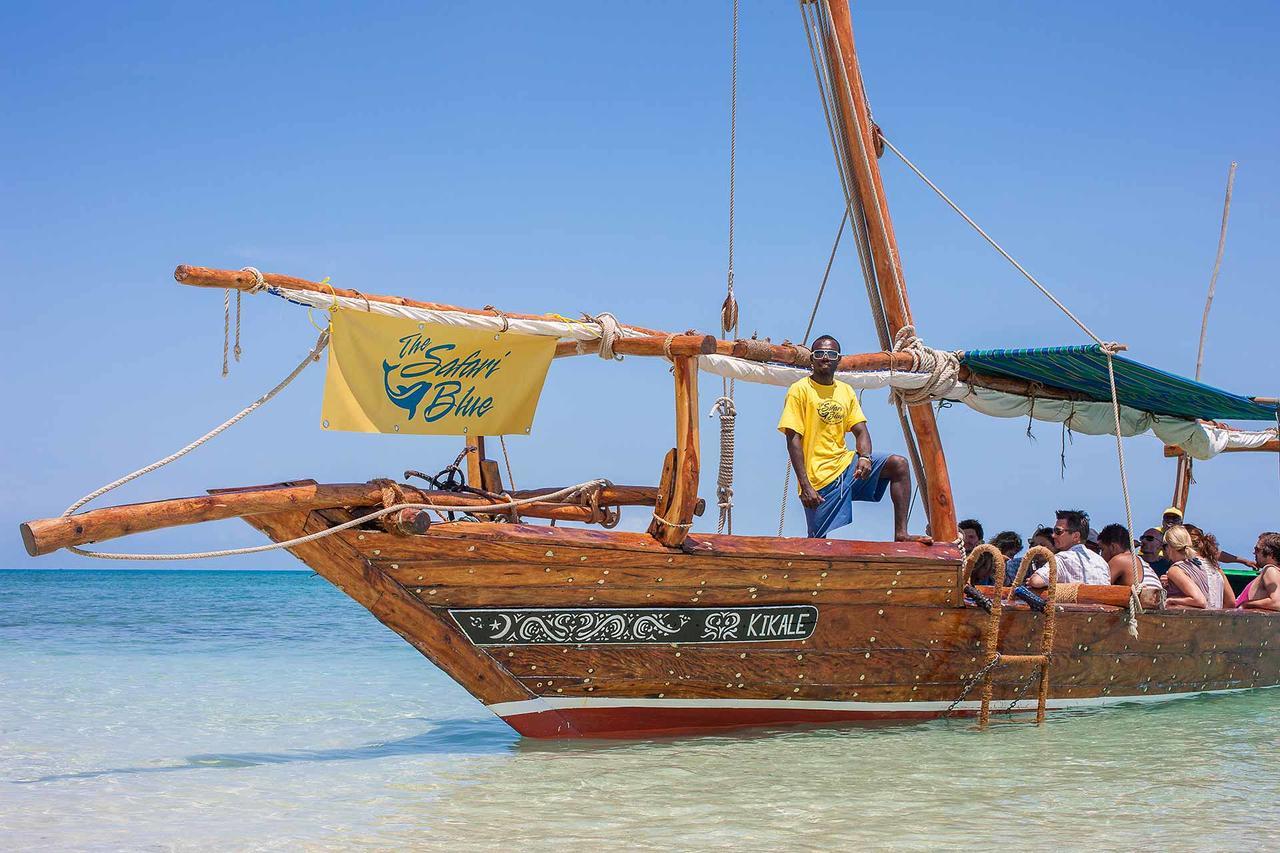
[822,0,958,543]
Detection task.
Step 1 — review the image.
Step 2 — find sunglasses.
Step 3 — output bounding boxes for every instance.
[1140,535,1158,542]
[812,349,841,361]
[1052,528,1070,536]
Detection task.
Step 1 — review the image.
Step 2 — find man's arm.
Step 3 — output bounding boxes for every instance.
[1219,549,1257,569]
[848,422,873,480]
[784,429,823,509]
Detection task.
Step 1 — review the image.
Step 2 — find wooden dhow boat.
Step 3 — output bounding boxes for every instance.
[20,1,1280,738]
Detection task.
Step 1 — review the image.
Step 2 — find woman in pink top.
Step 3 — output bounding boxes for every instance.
[1237,532,1280,611]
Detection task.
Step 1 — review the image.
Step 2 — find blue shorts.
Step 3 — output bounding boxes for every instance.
[804,453,892,538]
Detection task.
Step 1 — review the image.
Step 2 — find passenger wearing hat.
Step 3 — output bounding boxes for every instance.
[1160,506,1255,569]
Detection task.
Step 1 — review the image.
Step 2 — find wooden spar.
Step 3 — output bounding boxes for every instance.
[1164,441,1280,457]
[179,264,888,370]
[823,0,958,542]
[174,264,1092,402]
[1171,453,1193,514]
[956,367,1086,402]
[555,335,718,359]
[648,355,700,547]
[176,265,668,338]
[19,481,699,557]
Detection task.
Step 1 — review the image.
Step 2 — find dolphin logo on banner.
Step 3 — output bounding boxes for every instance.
[382,360,433,420]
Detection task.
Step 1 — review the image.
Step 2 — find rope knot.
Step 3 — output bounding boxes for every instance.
[890,324,961,406]
[483,304,511,333]
[584,312,624,361]
[240,267,268,293]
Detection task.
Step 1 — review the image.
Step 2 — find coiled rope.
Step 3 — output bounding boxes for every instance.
[709,396,737,531]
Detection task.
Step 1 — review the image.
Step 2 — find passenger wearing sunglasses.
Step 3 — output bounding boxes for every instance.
[1026,509,1110,588]
[777,334,929,543]
[1138,527,1172,576]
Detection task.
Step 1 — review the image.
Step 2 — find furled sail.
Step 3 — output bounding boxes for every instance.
[262,282,1275,461]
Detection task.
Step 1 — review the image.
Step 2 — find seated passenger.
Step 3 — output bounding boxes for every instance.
[1098,523,1160,589]
[1139,527,1171,575]
[1085,526,1102,555]
[1010,526,1053,584]
[1237,533,1280,611]
[968,550,998,586]
[1161,525,1230,608]
[1028,510,1111,588]
[986,530,1021,586]
[959,518,984,553]
[1185,524,1236,607]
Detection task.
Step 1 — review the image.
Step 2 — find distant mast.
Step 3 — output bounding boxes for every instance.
[820,0,958,542]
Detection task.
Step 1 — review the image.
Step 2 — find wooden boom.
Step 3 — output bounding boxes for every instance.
[20,481,699,557]
[1164,441,1279,457]
[177,265,935,374]
[175,264,1101,405]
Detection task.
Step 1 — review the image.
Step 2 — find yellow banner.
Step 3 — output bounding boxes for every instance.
[320,309,555,436]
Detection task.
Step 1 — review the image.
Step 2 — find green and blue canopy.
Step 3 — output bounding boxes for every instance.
[959,345,1276,422]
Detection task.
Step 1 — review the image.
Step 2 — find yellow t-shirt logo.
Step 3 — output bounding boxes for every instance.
[817,399,846,425]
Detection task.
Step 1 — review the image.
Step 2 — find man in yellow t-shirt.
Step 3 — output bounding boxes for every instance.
[777,334,930,542]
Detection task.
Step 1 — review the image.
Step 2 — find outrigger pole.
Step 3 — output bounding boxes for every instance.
[819,0,959,542]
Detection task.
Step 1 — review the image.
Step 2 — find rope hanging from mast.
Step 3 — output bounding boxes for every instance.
[712,0,742,535]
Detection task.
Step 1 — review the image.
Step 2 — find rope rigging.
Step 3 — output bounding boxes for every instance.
[712,0,742,535]
[879,132,1146,635]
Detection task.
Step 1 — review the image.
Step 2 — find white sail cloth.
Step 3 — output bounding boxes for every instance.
[268,286,1274,460]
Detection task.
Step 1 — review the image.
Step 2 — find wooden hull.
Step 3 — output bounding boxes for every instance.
[244,505,1280,739]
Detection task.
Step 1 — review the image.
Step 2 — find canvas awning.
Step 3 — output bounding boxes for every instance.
[960,345,1276,422]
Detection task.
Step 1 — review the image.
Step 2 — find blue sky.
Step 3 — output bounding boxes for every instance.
[3,1,1277,568]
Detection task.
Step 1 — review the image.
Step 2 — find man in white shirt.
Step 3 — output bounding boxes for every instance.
[1028,509,1111,588]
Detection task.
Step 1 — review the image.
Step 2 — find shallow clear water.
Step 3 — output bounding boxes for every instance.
[2,570,1277,851]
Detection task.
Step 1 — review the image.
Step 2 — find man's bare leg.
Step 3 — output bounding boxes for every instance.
[884,454,932,544]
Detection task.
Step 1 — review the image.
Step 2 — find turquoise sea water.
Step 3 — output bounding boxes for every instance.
[3,569,1278,851]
